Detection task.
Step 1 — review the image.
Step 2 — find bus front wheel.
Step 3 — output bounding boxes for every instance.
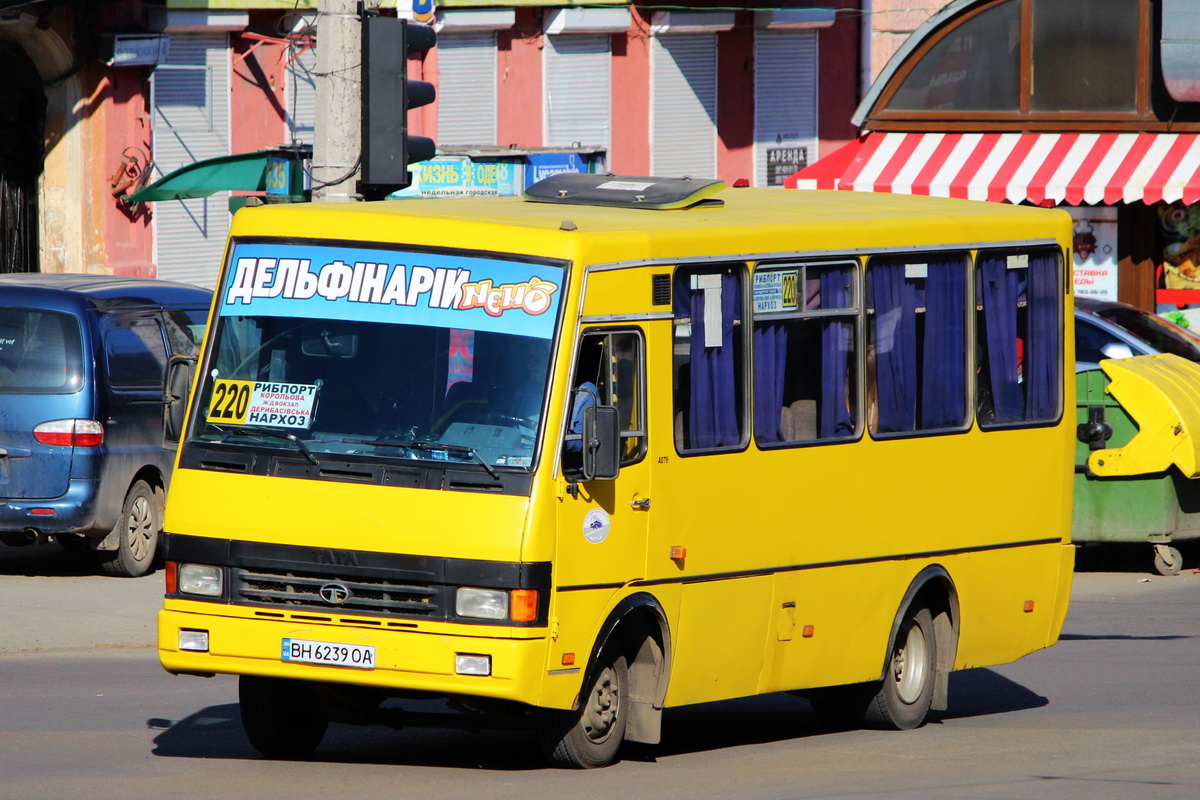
[538,648,628,768]
[864,605,937,730]
[239,675,328,759]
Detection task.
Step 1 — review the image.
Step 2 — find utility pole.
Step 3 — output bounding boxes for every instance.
[313,0,361,202]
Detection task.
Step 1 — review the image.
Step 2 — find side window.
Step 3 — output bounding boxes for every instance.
[162,308,208,358]
[866,253,970,435]
[673,265,747,452]
[565,330,645,467]
[105,318,169,391]
[753,262,859,446]
[1074,316,1126,364]
[976,248,1063,427]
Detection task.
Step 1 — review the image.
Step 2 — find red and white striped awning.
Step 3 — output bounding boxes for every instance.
[785,132,1200,206]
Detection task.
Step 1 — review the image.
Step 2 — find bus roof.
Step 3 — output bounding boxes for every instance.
[229,187,1071,265]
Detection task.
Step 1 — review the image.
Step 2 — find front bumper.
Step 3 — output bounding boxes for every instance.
[158,601,558,706]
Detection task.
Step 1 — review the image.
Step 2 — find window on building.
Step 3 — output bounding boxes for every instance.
[1031,0,1139,112]
[753,262,859,446]
[874,0,1150,124]
[652,34,717,179]
[866,254,970,435]
[544,34,611,150]
[754,30,818,186]
[975,248,1062,427]
[673,265,747,452]
[889,0,1020,113]
[437,32,498,146]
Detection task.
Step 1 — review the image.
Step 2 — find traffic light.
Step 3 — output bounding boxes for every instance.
[360,15,436,198]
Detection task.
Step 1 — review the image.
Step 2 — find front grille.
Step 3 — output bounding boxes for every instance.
[234,567,440,618]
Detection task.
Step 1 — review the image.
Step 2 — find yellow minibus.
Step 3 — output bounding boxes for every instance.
[158,174,1075,767]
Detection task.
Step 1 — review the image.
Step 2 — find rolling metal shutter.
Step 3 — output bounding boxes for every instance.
[754,31,818,187]
[651,34,717,179]
[436,32,497,146]
[151,33,231,288]
[285,43,317,145]
[544,34,610,150]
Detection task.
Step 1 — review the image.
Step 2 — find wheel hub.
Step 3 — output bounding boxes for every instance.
[582,665,620,743]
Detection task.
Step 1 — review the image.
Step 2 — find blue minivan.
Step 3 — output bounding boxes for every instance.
[0,274,210,576]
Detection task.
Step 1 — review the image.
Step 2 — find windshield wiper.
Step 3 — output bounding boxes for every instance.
[366,438,499,480]
[213,424,319,466]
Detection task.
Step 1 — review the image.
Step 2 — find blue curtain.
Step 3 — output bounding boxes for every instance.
[1025,253,1059,420]
[921,260,966,428]
[870,263,917,432]
[980,257,1022,423]
[819,269,854,437]
[754,321,787,443]
[684,270,742,448]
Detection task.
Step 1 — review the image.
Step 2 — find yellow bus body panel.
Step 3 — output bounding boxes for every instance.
[162,187,1075,716]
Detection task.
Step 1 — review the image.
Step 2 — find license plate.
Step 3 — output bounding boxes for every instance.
[281,637,375,669]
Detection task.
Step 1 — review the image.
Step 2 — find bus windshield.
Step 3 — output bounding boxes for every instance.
[192,240,565,470]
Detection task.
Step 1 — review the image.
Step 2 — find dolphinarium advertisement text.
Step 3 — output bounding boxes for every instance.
[221,242,563,340]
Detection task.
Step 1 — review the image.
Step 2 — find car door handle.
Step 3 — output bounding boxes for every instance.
[630,498,651,510]
[0,447,31,458]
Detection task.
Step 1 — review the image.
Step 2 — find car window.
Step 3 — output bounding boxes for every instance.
[0,308,85,393]
[1097,307,1200,362]
[1074,315,1133,363]
[163,308,208,358]
[105,318,168,391]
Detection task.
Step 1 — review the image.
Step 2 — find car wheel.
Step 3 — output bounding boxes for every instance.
[98,480,161,578]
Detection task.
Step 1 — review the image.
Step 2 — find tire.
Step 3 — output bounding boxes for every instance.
[239,675,329,759]
[863,605,937,731]
[98,481,161,578]
[1153,545,1183,576]
[539,649,628,768]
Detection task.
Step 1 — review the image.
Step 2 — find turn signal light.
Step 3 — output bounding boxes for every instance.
[510,589,538,622]
[1023,600,1035,613]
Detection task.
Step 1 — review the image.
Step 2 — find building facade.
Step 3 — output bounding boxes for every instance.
[6,0,901,287]
[789,0,1200,318]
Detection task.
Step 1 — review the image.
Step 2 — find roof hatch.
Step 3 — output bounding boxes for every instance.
[524,173,726,210]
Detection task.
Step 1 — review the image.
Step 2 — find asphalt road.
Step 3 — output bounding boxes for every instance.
[1,542,1198,799]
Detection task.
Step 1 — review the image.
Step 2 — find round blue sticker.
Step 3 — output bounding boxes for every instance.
[412,0,434,23]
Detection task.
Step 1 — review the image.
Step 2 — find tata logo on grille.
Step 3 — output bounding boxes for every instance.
[318,583,352,605]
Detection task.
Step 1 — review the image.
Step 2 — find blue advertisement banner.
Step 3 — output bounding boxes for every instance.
[525,153,588,188]
[408,157,519,197]
[220,242,563,340]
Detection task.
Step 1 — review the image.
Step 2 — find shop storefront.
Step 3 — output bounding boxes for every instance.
[786,0,1200,321]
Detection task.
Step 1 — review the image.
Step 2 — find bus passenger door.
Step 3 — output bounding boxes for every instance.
[555,329,651,603]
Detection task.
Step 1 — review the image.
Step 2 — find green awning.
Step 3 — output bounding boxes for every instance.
[124,150,275,204]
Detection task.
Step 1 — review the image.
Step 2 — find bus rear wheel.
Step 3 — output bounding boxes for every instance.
[538,648,628,768]
[239,675,328,759]
[864,605,937,730]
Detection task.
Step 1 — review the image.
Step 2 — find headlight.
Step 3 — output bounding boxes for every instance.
[178,563,223,597]
[456,587,508,620]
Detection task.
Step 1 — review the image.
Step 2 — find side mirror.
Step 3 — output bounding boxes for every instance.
[164,355,196,442]
[580,405,620,482]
